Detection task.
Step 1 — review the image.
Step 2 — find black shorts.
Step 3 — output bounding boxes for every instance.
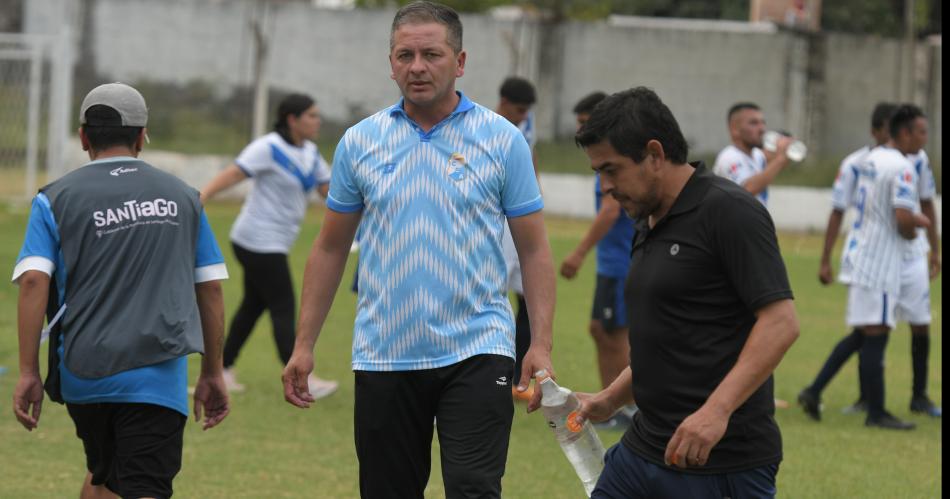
[354,354,514,499]
[591,274,628,331]
[67,402,186,499]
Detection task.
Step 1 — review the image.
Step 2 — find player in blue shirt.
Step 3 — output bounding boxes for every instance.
[12,83,230,499]
[281,3,556,497]
[560,91,639,430]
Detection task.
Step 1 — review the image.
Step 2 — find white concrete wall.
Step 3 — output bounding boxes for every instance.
[25,0,941,163]
[61,140,938,235]
[539,171,941,235]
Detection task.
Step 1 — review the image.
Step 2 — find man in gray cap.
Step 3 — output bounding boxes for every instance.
[12,82,231,499]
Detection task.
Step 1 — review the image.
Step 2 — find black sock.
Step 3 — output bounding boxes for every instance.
[911,334,930,398]
[809,329,863,395]
[859,333,890,419]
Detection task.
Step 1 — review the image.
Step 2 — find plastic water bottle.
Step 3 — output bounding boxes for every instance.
[537,370,606,497]
[763,130,807,162]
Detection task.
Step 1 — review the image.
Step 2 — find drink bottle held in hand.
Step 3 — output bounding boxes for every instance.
[537,369,606,497]
[763,130,807,162]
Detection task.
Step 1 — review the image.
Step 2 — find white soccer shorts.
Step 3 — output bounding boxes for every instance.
[895,255,932,325]
[846,284,898,329]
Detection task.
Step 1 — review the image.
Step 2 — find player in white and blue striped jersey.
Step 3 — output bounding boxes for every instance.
[815,105,931,430]
[281,3,556,496]
[801,103,941,421]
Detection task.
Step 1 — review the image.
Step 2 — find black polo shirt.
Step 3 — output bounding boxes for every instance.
[620,161,793,474]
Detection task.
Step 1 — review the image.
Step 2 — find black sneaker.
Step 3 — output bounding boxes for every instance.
[841,399,867,414]
[865,412,916,430]
[910,396,942,417]
[797,389,822,421]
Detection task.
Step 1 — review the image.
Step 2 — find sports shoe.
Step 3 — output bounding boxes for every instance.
[910,396,942,417]
[797,388,821,421]
[841,399,867,414]
[307,374,339,400]
[222,368,246,393]
[512,385,535,402]
[593,412,632,431]
[865,412,916,430]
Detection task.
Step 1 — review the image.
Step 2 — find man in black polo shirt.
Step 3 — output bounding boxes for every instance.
[573,87,799,498]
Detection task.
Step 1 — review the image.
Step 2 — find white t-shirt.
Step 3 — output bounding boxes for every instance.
[838,146,919,294]
[834,147,935,261]
[230,132,331,253]
[713,145,769,205]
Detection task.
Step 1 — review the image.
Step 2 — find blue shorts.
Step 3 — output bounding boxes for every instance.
[591,274,628,330]
[592,443,778,499]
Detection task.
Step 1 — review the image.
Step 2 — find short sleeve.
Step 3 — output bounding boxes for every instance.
[831,159,858,210]
[713,148,749,186]
[326,135,364,213]
[12,193,59,283]
[892,166,919,212]
[194,210,228,283]
[502,132,543,217]
[314,153,332,186]
[234,137,273,177]
[714,194,793,312]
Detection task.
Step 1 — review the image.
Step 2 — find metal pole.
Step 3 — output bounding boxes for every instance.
[250,0,269,140]
[26,42,42,198]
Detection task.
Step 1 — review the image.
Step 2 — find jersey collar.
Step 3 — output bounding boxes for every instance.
[667,161,712,217]
[388,91,475,120]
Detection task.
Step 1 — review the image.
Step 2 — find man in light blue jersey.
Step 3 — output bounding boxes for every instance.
[281,2,556,497]
[560,91,638,430]
[12,83,230,498]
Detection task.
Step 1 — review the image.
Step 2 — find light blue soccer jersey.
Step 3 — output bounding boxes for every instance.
[327,92,543,371]
[12,162,227,416]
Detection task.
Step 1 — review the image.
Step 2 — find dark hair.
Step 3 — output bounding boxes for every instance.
[499,77,536,105]
[391,1,462,54]
[573,91,607,115]
[273,93,315,144]
[575,87,689,164]
[81,105,142,152]
[888,103,925,139]
[727,102,759,122]
[870,102,897,131]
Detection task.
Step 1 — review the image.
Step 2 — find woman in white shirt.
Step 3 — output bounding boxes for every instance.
[200,93,337,398]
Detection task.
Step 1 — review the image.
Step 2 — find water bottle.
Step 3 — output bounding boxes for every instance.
[763,130,807,162]
[537,370,606,497]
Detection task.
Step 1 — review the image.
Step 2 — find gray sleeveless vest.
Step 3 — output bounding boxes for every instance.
[42,158,204,378]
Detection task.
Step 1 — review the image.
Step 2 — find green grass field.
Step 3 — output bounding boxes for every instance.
[0,201,941,498]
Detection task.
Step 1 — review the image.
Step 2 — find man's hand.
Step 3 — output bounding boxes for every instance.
[13,373,44,431]
[559,251,584,279]
[664,404,729,469]
[517,345,554,414]
[193,373,230,430]
[930,253,941,280]
[575,390,620,425]
[818,260,834,285]
[282,350,316,409]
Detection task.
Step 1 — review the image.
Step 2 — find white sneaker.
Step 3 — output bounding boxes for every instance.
[307,374,339,400]
[222,368,246,393]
